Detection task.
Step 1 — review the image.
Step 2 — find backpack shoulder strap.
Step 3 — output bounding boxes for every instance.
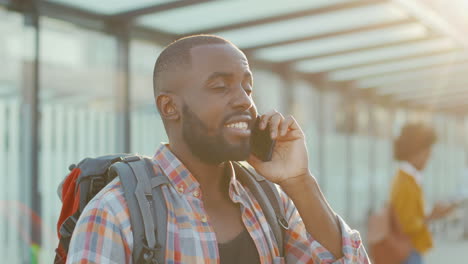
[110,155,169,264]
[233,162,289,257]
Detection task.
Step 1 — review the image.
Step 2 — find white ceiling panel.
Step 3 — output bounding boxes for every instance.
[254,23,428,62]
[295,38,455,72]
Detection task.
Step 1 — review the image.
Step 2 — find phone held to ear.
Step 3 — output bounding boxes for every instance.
[251,116,276,162]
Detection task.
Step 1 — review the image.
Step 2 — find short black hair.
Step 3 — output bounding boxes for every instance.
[394,123,437,161]
[153,34,234,97]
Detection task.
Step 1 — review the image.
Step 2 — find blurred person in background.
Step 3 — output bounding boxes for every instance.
[391,123,457,264]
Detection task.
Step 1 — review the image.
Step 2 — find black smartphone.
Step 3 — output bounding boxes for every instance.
[251,116,276,162]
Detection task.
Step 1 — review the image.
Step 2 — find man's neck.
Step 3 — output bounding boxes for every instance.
[167,143,229,195]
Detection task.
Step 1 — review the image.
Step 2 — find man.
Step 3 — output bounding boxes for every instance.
[67,35,369,263]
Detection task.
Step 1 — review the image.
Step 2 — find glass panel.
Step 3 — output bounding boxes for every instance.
[374,138,394,209]
[254,23,428,62]
[46,0,178,15]
[216,3,408,48]
[0,8,35,264]
[292,81,320,175]
[130,39,167,155]
[295,38,455,72]
[251,69,285,114]
[138,0,356,35]
[39,17,118,263]
[321,91,347,217]
[350,134,370,225]
[330,51,468,81]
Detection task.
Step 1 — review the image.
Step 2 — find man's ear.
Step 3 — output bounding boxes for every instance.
[156,93,180,121]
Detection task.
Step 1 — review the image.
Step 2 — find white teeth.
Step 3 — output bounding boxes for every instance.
[225,122,248,130]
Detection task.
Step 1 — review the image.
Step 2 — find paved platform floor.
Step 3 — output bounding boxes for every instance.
[426,238,467,263]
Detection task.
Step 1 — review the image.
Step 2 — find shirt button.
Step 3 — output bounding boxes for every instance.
[177,186,184,193]
[201,215,208,223]
[193,190,200,198]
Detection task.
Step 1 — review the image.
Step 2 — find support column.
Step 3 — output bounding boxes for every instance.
[112,21,131,152]
[368,102,377,211]
[14,0,41,258]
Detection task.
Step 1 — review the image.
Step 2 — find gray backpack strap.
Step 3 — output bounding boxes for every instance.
[110,155,168,264]
[233,162,289,257]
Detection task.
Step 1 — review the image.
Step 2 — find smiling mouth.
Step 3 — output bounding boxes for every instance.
[224,121,249,130]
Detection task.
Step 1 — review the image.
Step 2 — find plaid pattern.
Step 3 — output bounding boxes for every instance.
[67,144,369,263]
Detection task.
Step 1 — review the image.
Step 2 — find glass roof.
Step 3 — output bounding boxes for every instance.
[329,51,468,81]
[14,0,468,107]
[414,93,468,105]
[376,75,468,95]
[215,3,408,48]
[395,83,468,100]
[137,0,355,35]
[45,0,179,15]
[359,62,468,88]
[253,23,428,62]
[294,38,455,72]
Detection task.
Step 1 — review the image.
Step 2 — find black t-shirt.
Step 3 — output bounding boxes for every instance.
[218,230,260,264]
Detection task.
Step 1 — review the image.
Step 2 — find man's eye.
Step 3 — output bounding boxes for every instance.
[213,86,227,91]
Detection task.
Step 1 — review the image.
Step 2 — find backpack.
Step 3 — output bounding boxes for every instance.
[54,154,289,264]
[368,205,412,264]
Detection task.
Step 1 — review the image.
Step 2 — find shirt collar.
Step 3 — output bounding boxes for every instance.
[400,161,423,185]
[153,144,241,196]
[153,144,200,195]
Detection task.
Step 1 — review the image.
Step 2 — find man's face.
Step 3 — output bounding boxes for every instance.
[179,44,257,164]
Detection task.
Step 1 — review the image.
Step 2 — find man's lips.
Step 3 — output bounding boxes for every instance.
[224,115,253,136]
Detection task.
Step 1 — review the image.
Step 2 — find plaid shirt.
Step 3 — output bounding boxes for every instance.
[67,144,369,264]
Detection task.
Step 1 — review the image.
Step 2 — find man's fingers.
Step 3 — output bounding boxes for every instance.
[279,115,295,136]
[268,113,283,139]
[259,110,278,130]
[259,112,303,140]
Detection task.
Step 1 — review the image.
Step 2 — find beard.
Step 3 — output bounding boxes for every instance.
[182,103,251,164]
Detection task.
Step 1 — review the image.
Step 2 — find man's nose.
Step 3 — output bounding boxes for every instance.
[231,85,253,110]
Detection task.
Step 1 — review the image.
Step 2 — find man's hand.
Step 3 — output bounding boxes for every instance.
[247,110,309,185]
[247,110,345,259]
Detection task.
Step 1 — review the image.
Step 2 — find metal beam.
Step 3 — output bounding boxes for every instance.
[130,25,176,47]
[412,93,468,107]
[243,18,417,52]
[36,1,179,47]
[378,78,468,96]
[37,1,108,32]
[338,57,468,81]
[186,0,388,35]
[439,103,468,114]
[398,87,468,102]
[322,48,460,72]
[358,62,468,89]
[108,0,215,21]
[280,34,440,64]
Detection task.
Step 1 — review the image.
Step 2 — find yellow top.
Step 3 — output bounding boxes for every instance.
[390,169,433,254]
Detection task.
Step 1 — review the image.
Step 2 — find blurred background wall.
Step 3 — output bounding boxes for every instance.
[1,0,467,263]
